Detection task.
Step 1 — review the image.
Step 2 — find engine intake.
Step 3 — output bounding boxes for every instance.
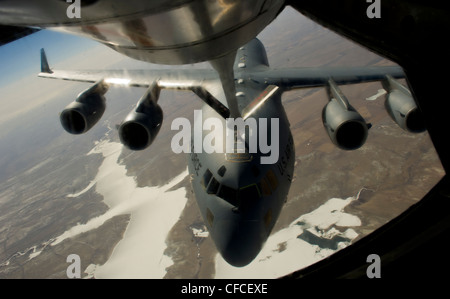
[119,83,163,150]
[322,79,368,150]
[60,80,108,134]
[383,75,425,133]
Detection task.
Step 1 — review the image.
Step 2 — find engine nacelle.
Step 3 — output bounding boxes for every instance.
[60,80,108,134]
[383,75,426,133]
[119,84,163,150]
[322,79,369,150]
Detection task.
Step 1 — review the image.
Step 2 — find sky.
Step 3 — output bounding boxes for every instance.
[0,30,92,126]
[0,28,131,182]
[0,30,98,88]
[0,28,135,130]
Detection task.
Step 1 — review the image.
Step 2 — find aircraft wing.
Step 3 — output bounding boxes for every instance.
[39,48,217,88]
[38,49,231,117]
[251,65,404,90]
[39,68,217,87]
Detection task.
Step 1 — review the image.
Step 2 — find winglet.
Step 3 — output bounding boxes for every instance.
[40,48,53,73]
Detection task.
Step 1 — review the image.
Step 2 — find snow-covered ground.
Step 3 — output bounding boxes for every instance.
[215,196,362,278]
[86,141,189,278]
[24,139,362,278]
[25,140,189,278]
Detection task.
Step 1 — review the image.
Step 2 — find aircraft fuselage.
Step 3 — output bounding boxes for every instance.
[187,39,295,267]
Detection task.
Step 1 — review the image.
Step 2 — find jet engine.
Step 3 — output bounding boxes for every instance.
[383,75,426,133]
[322,79,369,150]
[119,83,163,150]
[60,80,108,134]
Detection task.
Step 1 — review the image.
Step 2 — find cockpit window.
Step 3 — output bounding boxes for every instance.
[216,184,261,210]
[201,168,264,210]
[217,165,226,177]
[239,184,261,199]
[202,169,213,188]
[207,177,220,194]
[217,184,238,206]
[239,184,261,211]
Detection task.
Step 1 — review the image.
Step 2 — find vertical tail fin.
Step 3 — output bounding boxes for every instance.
[40,48,53,73]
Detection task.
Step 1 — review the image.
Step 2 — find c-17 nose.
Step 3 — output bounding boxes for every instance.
[214,219,266,267]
